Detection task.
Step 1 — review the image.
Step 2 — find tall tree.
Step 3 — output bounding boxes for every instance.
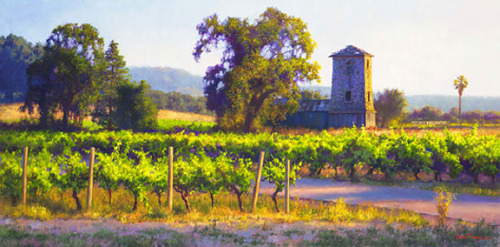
[193,7,321,132]
[92,40,130,129]
[0,34,43,101]
[374,89,408,127]
[24,23,106,127]
[453,75,468,118]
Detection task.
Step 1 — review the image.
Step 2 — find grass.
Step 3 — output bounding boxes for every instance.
[420,182,500,197]
[0,219,497,246]
[157,119,216,132]
[0,186,429,228]
[0,224,188,247]
[304,220,499,247]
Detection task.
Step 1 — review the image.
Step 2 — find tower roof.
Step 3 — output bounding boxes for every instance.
[329,45,373,58]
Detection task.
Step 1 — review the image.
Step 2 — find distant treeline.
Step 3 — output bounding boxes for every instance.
[406,105,500,123]
[0,34,43,102]
[146,89,212,115]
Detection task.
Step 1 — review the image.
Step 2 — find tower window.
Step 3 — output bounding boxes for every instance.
[367,60,369,69]
[367,92,371,101]
[345,91,352,101]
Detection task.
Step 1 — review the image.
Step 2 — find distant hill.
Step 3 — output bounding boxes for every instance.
[405,95,500,112]
[129,67,204,97]
[126,68,500,112]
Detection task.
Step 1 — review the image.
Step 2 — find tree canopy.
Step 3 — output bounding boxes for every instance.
[92,40,131,129]
[23,23,106,127]
[374,88,408,127]
[0,34,43,102]
[193,7,320,132]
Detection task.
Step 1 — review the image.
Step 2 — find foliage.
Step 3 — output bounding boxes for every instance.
[300,88,327,100]
[0,34,43,102]
[92,40,131,130]
[114,80,158,131]
[408,105,443,121]
[433,185,456,226]
[193,7,321,132]
[23,23,106,127]
[374,88,408,127]
[146,89,211,115]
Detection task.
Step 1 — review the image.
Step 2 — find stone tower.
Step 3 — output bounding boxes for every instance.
[328,45,376,127]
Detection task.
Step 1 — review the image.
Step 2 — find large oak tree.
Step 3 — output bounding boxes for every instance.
[193,7,320,132]
[24,23,106,127]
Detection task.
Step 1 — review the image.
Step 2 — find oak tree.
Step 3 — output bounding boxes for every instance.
[24,23,106,127]
[193,7,320,132]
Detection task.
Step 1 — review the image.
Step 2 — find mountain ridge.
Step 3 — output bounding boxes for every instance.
[129,67,500,112]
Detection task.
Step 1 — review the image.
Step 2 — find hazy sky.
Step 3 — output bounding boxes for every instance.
[1,0,499,96]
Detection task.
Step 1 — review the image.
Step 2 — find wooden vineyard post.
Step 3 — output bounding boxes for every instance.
[87,147,95,213]
[22,146,28,206]
[167,146,174,210]
[251,151,265,213]
[285,159,290,214]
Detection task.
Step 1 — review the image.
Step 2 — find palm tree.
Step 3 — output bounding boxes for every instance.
[453,75,468,118]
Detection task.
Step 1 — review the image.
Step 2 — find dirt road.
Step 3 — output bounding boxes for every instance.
[260,178,500,225]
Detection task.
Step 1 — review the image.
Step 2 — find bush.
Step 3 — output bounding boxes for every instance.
[114,80,158,131]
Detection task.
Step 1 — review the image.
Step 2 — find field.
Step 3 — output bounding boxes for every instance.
[0,103,499,246]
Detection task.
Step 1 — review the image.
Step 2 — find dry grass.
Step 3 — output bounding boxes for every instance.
[0,103,36,123]
[157,109,215,122]
[0,186,429,228]
[0,103,215,123]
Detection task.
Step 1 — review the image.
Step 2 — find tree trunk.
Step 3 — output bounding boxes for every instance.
[491,175,495,185]
[244,110,256,133]
[243,89,277,133]
[63,109,69,127]
[132,193,138,211]
[414,171,420,181]
[349,168,356,182]
[236,192,245,212]
[72,189,82,211]
[11,195,17,206]
[458,94,462,118]
[210,192,215,208]
[367,167,375,176]
[156,191,162,208]
[271,187,280,213]
[108,188,112,205]
[473,174,479,184]
[181,193,191,212]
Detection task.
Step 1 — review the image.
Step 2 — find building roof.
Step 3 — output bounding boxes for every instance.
[329,45,373,58]
[297,99,330,112]
[275,99,330,112]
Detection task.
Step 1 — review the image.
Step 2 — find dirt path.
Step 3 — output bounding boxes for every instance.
[260,178,500,225]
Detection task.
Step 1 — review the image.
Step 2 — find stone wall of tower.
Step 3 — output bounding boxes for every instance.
[329,56,366,113]
[364,56,375,112]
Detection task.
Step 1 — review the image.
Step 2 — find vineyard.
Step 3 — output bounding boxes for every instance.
[0,127,499,214]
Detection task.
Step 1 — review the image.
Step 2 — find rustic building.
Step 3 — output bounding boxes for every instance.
[282,45,376,129]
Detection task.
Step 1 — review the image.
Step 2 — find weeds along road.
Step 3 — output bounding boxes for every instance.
[260,178,500,225]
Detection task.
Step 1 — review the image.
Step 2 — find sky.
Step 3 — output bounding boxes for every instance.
[1,0,499,96]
